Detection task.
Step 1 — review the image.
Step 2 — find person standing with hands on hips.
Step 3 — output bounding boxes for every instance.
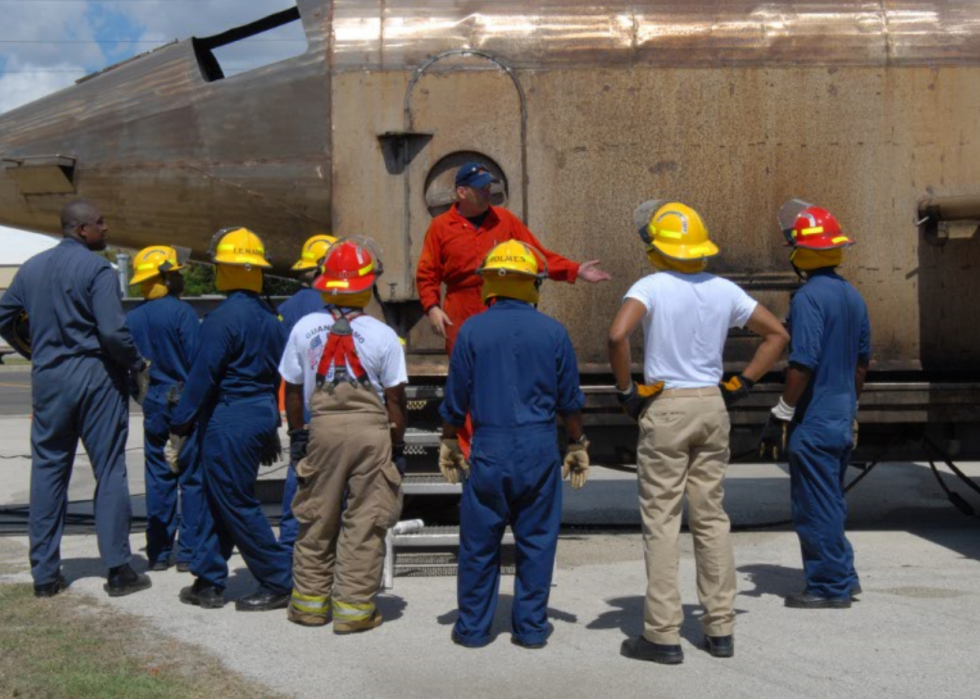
[609,200,788,664]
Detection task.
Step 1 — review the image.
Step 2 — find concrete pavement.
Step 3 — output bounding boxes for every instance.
[2,378,980,697]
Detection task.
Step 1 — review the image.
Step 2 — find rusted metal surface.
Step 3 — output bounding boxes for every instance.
[333,1,980,70]
[1,0,980,397]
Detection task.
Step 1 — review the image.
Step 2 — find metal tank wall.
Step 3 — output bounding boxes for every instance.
[328,1,980,374]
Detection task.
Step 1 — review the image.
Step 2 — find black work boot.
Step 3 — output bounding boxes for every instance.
[850,583,862,601]
[105,564,152,597]
[620,636,684,665]
[179,578,226,609]
[176,561,191,574]
[704,635,735,658]
[34,574,69,598]
[235,588,290,612]
[149,558,172,572]
[785,591,851,609]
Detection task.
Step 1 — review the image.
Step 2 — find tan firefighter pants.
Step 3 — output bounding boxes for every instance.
[637,386,737,645]
[289,382,403,625]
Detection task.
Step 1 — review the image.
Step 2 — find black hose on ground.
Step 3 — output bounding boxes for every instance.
[922,436,980,521]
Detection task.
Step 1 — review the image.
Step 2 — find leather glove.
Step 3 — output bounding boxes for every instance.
[129,359,152,405]
[166,433,188,475]
[438,437,468,485]
[617,381,665,422]
[562,438,590,490]
[719,374,754,407]
[759,398,795,461]
[393,442,407,476]
[288,428,309,464]
[260,430,283,467]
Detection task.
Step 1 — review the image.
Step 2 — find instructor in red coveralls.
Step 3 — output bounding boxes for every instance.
[416,161,611,454]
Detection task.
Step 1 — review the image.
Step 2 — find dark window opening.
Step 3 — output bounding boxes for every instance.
[192,6,307,82]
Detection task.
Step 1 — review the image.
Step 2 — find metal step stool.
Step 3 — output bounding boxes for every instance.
[384,523,517,589]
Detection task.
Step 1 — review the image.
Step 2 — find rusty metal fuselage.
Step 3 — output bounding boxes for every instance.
[2,1,980,423]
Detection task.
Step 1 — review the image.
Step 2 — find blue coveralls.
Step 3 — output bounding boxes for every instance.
[0,238,142,585]
[171,290,293,594]
[440,299,585,646]
[787,268,871,600]
[275,286,324,546]
[127,295,202,567]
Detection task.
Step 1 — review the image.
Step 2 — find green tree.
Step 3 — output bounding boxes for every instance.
[183,263,218,296]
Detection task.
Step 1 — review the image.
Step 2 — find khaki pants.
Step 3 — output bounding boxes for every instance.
[637,386,736,644]
[289,383,402,625]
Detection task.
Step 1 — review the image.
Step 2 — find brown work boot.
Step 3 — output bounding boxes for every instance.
[288,605,331,627]
[334,610,383,635]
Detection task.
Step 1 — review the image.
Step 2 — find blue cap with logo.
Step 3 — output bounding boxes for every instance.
[455,162,500,189]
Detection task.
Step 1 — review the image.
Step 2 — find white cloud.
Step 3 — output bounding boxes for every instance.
[0,3,103,67]
[0,56,84,114]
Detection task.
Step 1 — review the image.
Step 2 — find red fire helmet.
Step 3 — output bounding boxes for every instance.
[789,206,856,250]
[312,239,381,294]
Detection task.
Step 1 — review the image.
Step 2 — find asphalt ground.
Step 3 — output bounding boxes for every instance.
[0,367,30,416]
[2,367,980,697]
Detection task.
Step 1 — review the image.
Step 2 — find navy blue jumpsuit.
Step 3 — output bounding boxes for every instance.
[275,286,324,547]
[127,294,202,567]
[440,299,584,647]
[171,290,293,594]
[0,238,143,585]
[787,268,871,600]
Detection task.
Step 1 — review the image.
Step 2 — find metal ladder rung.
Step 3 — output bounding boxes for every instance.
[394,526,515,548]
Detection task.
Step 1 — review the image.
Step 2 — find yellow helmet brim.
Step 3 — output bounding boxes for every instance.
[653,239,719,261]
[213,255,272,269]
[130,261,184,286]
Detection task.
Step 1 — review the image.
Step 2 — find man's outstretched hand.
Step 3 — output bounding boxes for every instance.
[578,260,612,283]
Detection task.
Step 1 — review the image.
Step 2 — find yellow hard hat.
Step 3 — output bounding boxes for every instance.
[130,245,183,285]
[292,234,338,272]
[476,240,548,305]
[209,227,272,269]
[645,202,719,261]
[476,239,546,279]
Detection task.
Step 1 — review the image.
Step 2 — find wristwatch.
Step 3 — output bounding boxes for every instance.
[569,433,589,446]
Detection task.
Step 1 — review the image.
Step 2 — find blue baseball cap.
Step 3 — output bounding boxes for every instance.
[455,162,500,189]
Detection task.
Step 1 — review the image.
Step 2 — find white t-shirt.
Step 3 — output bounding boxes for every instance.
[279,309,408,407]
[624,271,758,389]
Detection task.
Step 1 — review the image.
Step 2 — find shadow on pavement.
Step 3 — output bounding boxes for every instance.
[738,563,804,600]
[62,553,150,584]
[587,596,747,648]
[436,593,578,644]
[376,594,408,623]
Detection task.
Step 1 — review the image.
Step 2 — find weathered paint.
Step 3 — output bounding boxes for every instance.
[1,1,979,379]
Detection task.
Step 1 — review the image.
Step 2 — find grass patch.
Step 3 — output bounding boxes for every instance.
[0,357,30,367]
[0,582,283,699]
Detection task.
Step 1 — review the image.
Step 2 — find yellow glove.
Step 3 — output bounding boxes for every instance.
[165,433,188,475]
[562,439,590,490]
[438,437,468,485]
[617,381,665,422]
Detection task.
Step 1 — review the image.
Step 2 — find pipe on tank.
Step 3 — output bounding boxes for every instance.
[918,195,980,223]
[918,194,980,246]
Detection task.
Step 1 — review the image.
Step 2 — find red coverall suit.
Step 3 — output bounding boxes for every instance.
[416,203,580,454]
